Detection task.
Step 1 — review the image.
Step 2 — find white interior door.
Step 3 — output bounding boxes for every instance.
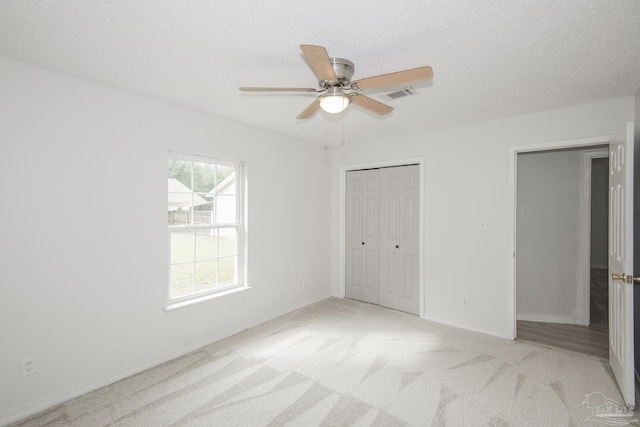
[609,122,635,408]
[379,165,420,314]
[345,170,380,304]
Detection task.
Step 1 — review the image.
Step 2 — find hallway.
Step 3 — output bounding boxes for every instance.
[517,321,608,359]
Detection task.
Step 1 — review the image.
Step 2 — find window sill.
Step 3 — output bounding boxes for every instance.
[165,286,251,311]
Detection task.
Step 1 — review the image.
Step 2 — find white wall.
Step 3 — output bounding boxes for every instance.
[331,96,635,338]
[516,148,587,324]
[0,57,331,423]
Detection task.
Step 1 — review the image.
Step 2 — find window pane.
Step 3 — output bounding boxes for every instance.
[216,195,237,223]
[168,208,190,225]
[216,165,236,194]
[218,228,237,257]
[218,257,237,285]
[169,159,193,223]
[195,260,216,293]
[170,230,194,263]
[195,230,217,260]
[193,162,217,194]
[170,263,193,299]
[193,207,213,225]
[168,159,192,189]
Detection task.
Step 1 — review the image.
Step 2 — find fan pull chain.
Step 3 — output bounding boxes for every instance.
[324,119,328,146]
[342,115,346,146]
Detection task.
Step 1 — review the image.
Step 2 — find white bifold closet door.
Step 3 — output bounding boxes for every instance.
[345,169,380,304]
[379,165,420,314]
[345,165,420,314]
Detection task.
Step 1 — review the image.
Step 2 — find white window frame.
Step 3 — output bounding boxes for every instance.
[167,151,246,307]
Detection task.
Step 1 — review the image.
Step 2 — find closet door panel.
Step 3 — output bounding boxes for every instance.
[345,171,363,300]
[360,169,380,304]
[380,165,420,314]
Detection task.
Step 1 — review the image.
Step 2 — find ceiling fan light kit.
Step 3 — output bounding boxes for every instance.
[240,44,433,119]
[319,88,351,114]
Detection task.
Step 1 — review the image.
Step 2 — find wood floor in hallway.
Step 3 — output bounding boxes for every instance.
[517,320,608,359]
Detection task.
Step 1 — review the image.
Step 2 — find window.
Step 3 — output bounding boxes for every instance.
[168,152,244,303]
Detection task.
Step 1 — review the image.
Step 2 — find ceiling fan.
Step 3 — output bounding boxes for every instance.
[239,45,433,119]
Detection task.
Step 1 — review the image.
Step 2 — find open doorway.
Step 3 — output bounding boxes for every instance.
[514,145,609,359]
[509,125,635,407]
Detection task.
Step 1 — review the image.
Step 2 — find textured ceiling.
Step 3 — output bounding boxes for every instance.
[1,1,639,146]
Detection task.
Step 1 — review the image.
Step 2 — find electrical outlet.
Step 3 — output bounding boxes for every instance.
[462,297,469,307]
[21,357,36,377]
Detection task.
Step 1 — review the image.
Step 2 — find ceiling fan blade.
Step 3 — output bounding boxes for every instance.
[300,44,338,82]
[239,87,317,92]
[351,94,393,115]
[296,99,321,119]
[352,66,433,90]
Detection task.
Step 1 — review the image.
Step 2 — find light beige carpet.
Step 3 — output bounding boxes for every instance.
[11,297,639,426]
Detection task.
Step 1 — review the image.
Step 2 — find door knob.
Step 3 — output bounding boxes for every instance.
[612,273,640,284]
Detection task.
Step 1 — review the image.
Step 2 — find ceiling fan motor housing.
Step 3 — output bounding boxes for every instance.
[328,58,354,86]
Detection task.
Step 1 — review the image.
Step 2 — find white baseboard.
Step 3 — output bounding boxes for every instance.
[0,293,332,427]
[516,313,579,325]
[421,314,511,340]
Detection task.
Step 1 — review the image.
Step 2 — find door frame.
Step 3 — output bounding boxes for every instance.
[507,135,611,340]
[339,157,425,318]
[579,150,609,326]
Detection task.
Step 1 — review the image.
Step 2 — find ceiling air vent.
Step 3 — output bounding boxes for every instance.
[383,87,418,101]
